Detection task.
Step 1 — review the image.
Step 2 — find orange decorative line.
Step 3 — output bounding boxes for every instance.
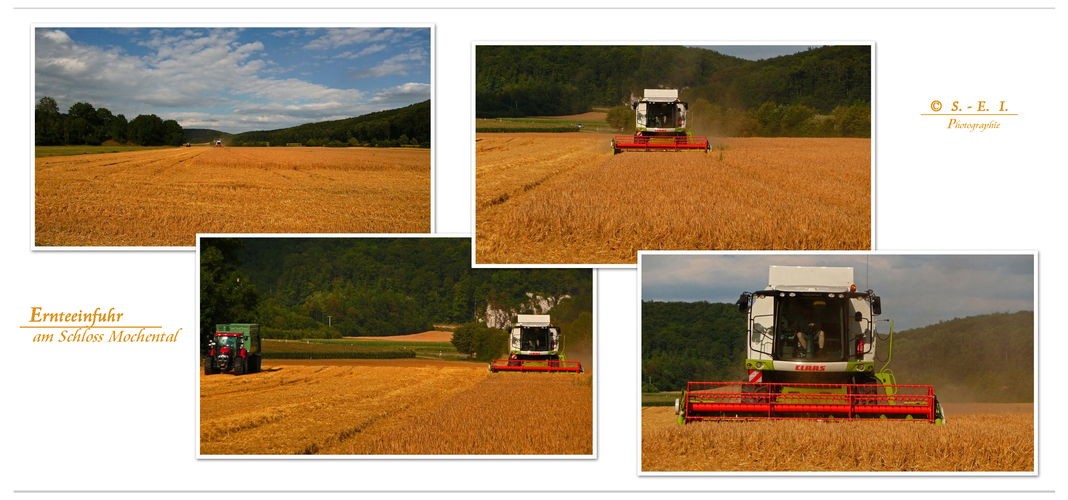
[21,325,163,328]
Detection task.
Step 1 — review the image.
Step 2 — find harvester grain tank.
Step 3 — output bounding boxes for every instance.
[489,314,582,373]
[204,323,262,376]
[674,266,946,424]
[612,89,711,154]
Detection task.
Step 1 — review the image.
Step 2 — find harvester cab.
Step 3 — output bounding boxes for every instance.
[204,323,262,376]
[675,266,946,424]
[612,89,710,154]
[489,314,582,373]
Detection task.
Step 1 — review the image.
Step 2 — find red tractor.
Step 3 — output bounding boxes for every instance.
[204,323,262,376]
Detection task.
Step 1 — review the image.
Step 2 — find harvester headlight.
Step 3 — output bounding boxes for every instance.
[789,293,796,297]
[779,293,785,297]
[838,294,844,298]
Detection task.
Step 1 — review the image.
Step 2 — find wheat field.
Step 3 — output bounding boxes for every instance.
[35,146,430,246]
[475,134,871,264]
[199,360,593,455]
[641,405,1033,472]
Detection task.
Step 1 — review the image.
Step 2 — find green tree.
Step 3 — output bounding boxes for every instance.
[67,102,100,145]
[451,322,508,361]
[127,114,165,145]
[605,105,634,131]
[110,114,128,144]
[34,96,63,145]
[200,239,260,354]
[162,119,185,146]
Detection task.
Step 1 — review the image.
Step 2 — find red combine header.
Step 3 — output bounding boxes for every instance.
[489,314,583,374]
[678,382,940,422]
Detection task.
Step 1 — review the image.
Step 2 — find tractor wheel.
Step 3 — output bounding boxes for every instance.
[203,357,215,375]
[234,357,246,376]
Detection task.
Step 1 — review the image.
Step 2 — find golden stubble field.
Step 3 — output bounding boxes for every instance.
[475,133,871,264]
[641,404,1033,472]
[35,146,430,246]
[200,359,593,455]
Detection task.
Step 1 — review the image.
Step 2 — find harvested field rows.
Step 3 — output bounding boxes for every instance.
[358,373,593,455]
[641,406,1033,472]
[200,362,484,455]
[36,146,430,246]
[200,361,593,455]
[476,134,871,264]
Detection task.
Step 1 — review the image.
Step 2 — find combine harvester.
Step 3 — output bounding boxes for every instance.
[675,266,946,424]
[612,89,710,155]
[489,314,582,373]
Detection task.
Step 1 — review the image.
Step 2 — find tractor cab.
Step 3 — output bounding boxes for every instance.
[515,324,559,354]
[771,294,847,362]
[632,89,689,135]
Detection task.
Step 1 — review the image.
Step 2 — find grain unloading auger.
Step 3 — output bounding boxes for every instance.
[675,266,946,424]
[489,314,583,373]
[612,89,711,155]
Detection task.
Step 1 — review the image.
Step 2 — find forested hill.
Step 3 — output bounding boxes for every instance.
[476,45,871,118]
[229,100,431,147]
[642,302,1033,403]
[888,311,1033,403]
[641,301,747,392]
[228,238,591,338]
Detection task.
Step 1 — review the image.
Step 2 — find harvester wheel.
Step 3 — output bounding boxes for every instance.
[203,357,216,375]
[234,357,246,376]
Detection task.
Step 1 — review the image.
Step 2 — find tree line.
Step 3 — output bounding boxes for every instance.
[477,45,871,137]
[35,97,185,146]
[228,100,431,148]
[641,301,1033,403]
[199,238,592,352]
[606,100,870,138]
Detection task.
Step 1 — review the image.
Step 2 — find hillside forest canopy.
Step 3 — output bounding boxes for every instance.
[200,238,592,359]
[642,301,1033,403]
[477,45,871,137]
[226,100,431,148]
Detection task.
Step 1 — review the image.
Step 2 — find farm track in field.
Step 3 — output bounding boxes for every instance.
[640,405,1033,472]
[199,361,593,455]
[475,134,871,264]
[35,146,430,246]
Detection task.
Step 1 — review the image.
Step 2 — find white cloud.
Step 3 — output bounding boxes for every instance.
[334,44,387,60]
[369,82,431,105]
[303,28,394,50]
[352,47,428,79]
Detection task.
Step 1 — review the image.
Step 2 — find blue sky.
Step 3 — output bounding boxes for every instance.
[35,27,431,133]
[642,254,1034,331]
